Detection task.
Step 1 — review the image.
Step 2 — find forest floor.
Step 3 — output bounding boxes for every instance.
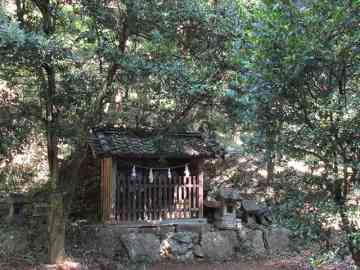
[0,256,308,270]
[148,257,309,270]
[0,254,356,270]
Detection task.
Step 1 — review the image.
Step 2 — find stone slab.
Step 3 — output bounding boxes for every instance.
[200,231,234,261]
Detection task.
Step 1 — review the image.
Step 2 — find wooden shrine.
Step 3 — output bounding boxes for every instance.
[88,127,220,224]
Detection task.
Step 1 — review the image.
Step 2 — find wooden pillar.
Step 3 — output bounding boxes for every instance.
[199,172,204,218]
[101,158,113,222]
[111,158,117,220]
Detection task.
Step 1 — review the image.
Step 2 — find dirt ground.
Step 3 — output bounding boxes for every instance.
[148,255,357,270]
[0,256,310,270]
[148,261,276,270]
[148,257,311,270]
[0,254,355,270]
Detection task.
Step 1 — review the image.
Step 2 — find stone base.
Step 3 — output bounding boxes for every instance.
[67,222,291,263]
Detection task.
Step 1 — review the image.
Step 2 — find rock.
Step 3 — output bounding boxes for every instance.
[32,202,49,217]
[80,225,127,259]
[121,233,160,263]
[237,223,253,241]
[176,251,194,261]
[219,188,242,201]
[242,200,262,212]
[162,238,192,255]
[193,244,204,258]
[0,227,28,254]
[246,216,260,229]
[170,232,199,244]
[158,226,176,240]
[0,202,9,218]
[28,221,48,257]
[200,231,234,261]
[266,226,291,253]
[219,230,240,250]
[175,224,212,234]
[172,231,195,244]
[241,200,273,226]
[247,230,266,254]
[160,232,197,260]
[239,228,266,254]
[136,225,176,241]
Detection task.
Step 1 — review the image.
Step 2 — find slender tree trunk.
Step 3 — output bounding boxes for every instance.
[44,63,65,264]
[265,125,276,189]
[339,204,360,266]
[15,0,25,25]
[266,152,274,187]
[31,0,65,263]
[46,75,64,264]
[334,171,360,266]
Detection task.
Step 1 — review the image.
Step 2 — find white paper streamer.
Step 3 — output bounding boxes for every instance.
[184,164,190,177]
[168,168,172,179]
[131,165,136,178]
[149,168,154,183]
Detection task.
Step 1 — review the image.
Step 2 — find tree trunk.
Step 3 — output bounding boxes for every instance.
[265,127,276,189]
[15,0,25,25]
[43,61,64,264]
[266,152,274,187]
[46,129,64,263]
[334,173,360,267]
[45,68,64,264]
[339,204,360,266]
[31,0,65,263]
[48,193,65,263]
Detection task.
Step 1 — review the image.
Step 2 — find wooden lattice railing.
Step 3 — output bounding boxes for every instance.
[115,174,203,222]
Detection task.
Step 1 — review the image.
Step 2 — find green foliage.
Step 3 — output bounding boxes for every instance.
[0,0,243,193]
[227,0,360,167]
[272,173,341,244]
[1,0,244,144]
[274,188,327,243]
[309,249,341,269]
[349,231,360,252]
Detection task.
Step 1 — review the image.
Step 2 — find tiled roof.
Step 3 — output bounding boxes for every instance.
[88,127,221,159]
